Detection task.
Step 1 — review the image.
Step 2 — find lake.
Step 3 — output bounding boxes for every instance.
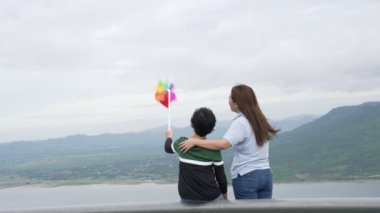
[0,181,380,210]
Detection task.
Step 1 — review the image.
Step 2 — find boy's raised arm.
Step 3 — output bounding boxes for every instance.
[164,130,175,154]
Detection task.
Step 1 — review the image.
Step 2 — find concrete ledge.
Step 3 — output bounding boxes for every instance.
[3,198,380,213]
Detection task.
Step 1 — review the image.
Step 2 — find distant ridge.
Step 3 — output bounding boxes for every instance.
[272,114,319,132]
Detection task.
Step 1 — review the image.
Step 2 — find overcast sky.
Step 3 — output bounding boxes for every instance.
[1,0,379,143]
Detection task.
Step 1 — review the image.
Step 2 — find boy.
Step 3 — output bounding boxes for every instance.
[164,107,228,203]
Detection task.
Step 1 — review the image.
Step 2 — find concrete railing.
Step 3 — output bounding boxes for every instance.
[3,198,380,213]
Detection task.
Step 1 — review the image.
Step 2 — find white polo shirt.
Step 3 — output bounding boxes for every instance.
[223,113,270,179]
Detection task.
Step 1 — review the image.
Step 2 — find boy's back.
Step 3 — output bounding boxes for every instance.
[166,136,227,201]
[164,107,228,202]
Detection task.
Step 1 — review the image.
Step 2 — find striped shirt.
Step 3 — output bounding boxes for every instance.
[165,137,227,201]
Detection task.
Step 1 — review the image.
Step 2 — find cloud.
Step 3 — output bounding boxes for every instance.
[0,0,379,142]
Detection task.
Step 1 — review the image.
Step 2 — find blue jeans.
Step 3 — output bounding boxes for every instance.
[232,168,273,199]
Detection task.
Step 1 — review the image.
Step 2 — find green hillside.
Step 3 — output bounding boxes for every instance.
[0,132,180,187]
[270,102,380,182]
[0,102,379,188]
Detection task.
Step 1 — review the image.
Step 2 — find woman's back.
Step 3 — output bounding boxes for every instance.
[224,113,270,179]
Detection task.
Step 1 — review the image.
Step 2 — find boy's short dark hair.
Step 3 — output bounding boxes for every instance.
[190,107,216,137]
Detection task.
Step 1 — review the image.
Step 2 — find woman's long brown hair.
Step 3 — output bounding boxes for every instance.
[231,84,279,146]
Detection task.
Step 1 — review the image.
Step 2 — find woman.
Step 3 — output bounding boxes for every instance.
[179,84,279,199]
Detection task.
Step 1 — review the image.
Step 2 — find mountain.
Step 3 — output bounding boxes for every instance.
[270,102,380,181]
[0,131,177,187]
[0,103,378,187]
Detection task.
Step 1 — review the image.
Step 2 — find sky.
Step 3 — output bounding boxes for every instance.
[1,0,379,143]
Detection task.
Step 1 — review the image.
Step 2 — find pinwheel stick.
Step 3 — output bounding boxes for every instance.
[167,88,171,130]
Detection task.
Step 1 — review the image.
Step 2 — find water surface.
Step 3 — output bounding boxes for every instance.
[0,181,379,210]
